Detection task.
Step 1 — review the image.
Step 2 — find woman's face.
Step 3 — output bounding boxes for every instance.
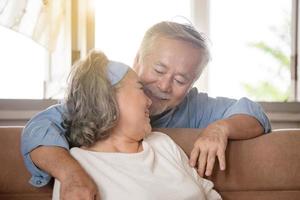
[113,69,152,141]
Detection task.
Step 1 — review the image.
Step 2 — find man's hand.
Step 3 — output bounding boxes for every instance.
[60,167,100,200]
[189,120,229,177]
[189,114,264,177]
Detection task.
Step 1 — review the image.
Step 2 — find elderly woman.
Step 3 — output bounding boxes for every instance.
[52,50,221,200]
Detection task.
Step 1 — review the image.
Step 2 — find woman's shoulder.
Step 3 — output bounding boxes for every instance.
[70,147,81,153]
[145,132,177,149]
[69,147,90,159]
[146,131,172,141]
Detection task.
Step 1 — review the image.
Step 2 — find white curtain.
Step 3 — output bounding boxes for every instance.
[0,0,66,51]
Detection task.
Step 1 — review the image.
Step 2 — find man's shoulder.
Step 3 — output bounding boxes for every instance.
[44,103,66,113]
[179,88,209,107]
[30,104,65,120]
[24,103,66,130]
[186,88,208,98]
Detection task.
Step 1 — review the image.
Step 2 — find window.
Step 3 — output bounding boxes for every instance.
[0,26,48,99]
[94,0,298,103]
[209,0,293,101]
[0,0,70,100]
[94,0,191,65]
[0,0,299,126]
[3,0,296,102]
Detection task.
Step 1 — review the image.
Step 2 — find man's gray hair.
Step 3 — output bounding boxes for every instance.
[63,50,119,147]
[139,21,211,68]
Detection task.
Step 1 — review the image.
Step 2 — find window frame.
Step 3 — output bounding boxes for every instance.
[291,0,299,101]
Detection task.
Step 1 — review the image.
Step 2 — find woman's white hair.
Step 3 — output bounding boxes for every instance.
[63,50,120,147]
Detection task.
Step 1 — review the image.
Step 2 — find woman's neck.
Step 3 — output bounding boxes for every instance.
[84,135,143,153]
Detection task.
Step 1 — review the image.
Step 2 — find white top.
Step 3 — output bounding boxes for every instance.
[52,132,222,200]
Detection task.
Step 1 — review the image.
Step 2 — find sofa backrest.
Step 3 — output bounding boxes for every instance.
[161,128,300,200]
[1,126,300,200]
[0,126,52,200]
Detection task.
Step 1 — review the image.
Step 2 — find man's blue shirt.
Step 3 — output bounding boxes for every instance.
[21,88,271,187]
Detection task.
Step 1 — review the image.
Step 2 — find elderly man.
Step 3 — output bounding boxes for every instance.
[22,21,271,200]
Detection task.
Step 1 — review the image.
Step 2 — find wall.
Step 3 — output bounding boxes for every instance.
[260,102,300,129]
[0,99,58,126]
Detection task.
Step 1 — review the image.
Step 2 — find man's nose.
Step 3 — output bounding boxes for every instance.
[158,77,172,93]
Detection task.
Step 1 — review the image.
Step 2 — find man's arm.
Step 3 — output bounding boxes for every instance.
[180,89,271,177]
[153,89,271,177]
[189,114,264,177]
[30,146,99,200]
[21,104,99,199]
[219,114,264,139]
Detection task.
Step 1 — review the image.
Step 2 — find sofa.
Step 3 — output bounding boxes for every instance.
[0,126,299,200]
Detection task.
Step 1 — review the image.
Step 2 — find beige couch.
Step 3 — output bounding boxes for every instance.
[0,126,300,200]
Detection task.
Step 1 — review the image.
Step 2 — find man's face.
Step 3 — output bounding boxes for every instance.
[134,37,203,116]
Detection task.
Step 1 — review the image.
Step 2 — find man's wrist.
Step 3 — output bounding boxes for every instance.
[57,158,87,182]
[36,147,86,183]
[208,119,231,138]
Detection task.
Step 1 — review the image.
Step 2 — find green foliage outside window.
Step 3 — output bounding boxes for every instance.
[242,16,291,101]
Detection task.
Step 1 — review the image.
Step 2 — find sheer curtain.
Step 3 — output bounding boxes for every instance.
[0,0,66,51]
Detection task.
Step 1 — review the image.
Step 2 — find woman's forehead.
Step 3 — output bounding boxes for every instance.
[118,69,139,87]
[126,69,139,81]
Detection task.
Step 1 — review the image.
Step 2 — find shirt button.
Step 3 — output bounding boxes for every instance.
[36,180,42,185]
